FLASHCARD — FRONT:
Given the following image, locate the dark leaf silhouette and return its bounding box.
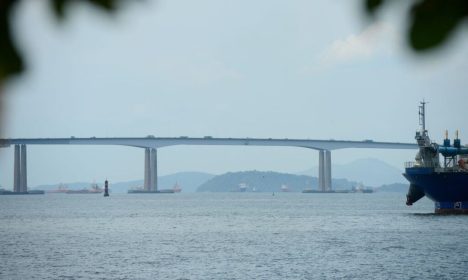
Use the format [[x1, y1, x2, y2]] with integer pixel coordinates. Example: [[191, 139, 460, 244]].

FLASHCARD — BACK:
[[0, 0, 22, 83], [364, 0, 468, 52], [365, 0, 385, 16], [51, 0, 117, 20], [0, 0, 122, 85], [0, 1, 467, 85], [409, 0, 468, 51]]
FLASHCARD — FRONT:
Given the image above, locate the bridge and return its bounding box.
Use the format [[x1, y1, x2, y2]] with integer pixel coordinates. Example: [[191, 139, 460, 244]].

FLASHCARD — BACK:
[[0, 137, 418, 193]]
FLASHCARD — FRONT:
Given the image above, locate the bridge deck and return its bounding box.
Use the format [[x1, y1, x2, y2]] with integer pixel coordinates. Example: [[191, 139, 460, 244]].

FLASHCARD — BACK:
[[0, 137, 417, 150]]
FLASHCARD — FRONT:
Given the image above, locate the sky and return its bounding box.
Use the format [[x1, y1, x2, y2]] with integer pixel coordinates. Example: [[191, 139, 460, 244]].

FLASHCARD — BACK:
[[1, 0, 468, 188]]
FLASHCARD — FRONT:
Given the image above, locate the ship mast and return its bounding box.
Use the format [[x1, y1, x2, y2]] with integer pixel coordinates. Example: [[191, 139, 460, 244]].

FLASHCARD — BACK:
[[415, 100, 431, 150], [419, 101, 426, 135]]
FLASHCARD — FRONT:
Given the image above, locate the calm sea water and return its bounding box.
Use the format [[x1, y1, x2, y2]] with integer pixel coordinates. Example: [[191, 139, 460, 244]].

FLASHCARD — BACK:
[[1, 193, 467, 280]]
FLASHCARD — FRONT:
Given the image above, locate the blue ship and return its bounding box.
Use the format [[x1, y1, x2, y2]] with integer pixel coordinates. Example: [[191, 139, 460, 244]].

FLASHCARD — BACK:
[[404, 102, 468, 214]]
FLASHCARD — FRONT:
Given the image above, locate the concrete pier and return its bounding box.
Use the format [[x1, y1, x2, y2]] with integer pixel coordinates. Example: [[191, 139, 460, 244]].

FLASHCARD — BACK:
[[143, 148, 158, 191], [144, 148, 151, 191], [12, 144, 28, 193], [14, 145, 20, 192], [324, 150, 332, 191], [150, 148, 157, 191], [20, 145, 27, 192], [318, 150, 325, 191], [317, 150, 332, 192]]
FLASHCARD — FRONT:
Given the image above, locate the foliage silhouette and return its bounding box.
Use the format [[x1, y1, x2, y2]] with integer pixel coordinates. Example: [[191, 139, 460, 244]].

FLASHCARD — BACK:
[[0, 0, 122, 85], [1, 1, 467, 85], [365, 0, 468, 51]]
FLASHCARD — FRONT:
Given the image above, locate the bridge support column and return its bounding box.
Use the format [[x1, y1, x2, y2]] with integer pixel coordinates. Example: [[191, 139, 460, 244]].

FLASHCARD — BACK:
[[318, 150, 325, 191], [324, 150, 332, 191], [144, 148, 158, 191], [144, 148, 151, 191], [20, 145, 27, 192], [14, 145, 21, 192], [150, 148, 157, 191], [13, 144, 28, 193]]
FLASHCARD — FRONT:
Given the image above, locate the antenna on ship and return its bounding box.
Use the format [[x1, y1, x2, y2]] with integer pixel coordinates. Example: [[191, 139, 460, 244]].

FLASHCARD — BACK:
[[419, 100, 427, 135]]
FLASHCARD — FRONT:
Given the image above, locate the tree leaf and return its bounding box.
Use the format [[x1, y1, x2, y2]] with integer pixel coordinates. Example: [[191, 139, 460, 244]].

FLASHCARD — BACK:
[[51, 0, 119, 21], [0, 0, 24, 83], [50, 0, 70, 20], [365, 0, 385, 16], [409, 0, 468, 51], [86, 0, 118, 12]]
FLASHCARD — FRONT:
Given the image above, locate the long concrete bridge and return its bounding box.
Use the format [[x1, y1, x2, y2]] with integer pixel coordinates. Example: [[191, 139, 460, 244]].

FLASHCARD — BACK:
[[0, 136, 418, 193]]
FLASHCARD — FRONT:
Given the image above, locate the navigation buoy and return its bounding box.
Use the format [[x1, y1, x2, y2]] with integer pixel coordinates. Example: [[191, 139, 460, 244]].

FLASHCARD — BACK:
[[104, 180, 109, 197]]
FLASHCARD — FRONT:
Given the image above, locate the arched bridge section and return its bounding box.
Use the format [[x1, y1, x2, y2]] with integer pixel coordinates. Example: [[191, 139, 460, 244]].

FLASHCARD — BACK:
[[0, 137, 417, 193]]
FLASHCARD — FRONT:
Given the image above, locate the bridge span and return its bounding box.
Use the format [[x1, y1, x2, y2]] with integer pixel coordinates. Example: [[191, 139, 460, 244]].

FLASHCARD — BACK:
[[0, 137, 417, 193]]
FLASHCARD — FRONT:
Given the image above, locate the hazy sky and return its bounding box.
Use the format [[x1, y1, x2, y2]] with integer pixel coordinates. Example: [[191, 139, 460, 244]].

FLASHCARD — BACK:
[[1, 0, 468, 187]]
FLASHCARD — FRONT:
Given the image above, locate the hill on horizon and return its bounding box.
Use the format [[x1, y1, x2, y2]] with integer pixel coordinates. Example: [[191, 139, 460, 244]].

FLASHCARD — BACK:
[[197, 170, 361, 192], [300, 158, 406, 187]]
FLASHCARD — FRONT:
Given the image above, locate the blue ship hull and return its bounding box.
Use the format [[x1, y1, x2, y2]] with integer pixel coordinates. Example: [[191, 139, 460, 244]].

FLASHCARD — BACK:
[[404, 167, 468, 213]]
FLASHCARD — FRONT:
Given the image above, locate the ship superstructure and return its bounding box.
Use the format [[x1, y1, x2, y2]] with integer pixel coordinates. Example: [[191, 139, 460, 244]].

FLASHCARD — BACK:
[[404, 101, 468, 213], [65, 182, 103, 194]]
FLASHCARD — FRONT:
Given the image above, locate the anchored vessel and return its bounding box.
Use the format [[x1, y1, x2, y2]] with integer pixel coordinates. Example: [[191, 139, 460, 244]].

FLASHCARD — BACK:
[[404, 102, 468, 214], [65, 183, 103, 194], [238, 183, 247, 192], [128, 189, 175, 194], [128, 187, 175, 194], [172, 182, 182, 193]]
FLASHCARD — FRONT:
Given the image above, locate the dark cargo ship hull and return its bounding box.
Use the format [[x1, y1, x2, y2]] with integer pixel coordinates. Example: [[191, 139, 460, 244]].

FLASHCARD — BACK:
[[404, 167, 468, 213]]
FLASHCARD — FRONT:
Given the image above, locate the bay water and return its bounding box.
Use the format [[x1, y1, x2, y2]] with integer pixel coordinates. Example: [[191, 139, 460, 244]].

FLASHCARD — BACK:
[[1, 193, 467, 279]]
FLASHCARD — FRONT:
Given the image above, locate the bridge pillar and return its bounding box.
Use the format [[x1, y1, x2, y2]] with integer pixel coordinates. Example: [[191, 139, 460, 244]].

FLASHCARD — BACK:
[[150, 148, 157, 191], [324, 150, 332, 191], [14, 145, 21, 192], [144, 148, 151, 191], [13, 144, 28, 193], [20, 145, 27, 192], [318, 150, 325, 191]]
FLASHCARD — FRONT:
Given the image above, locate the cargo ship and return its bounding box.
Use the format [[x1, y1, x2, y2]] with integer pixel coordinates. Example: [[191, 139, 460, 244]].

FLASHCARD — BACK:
[[351, 183, 374, 193], [238, 183, 247, 192], [128, 185, 175, 194], [404, 101, 468, 214], [66, 183, 103, 194], [172, 182, 182, 193], [128, 189, 175, 194], [47, 183, 68, 194]]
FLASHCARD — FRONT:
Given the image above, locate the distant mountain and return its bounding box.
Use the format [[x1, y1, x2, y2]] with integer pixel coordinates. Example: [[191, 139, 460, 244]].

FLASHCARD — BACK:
[[32, 171, 214, 193], [197, 170, 361, 192], [300, 158, 405, 187], [376, 183, 409, 193]]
